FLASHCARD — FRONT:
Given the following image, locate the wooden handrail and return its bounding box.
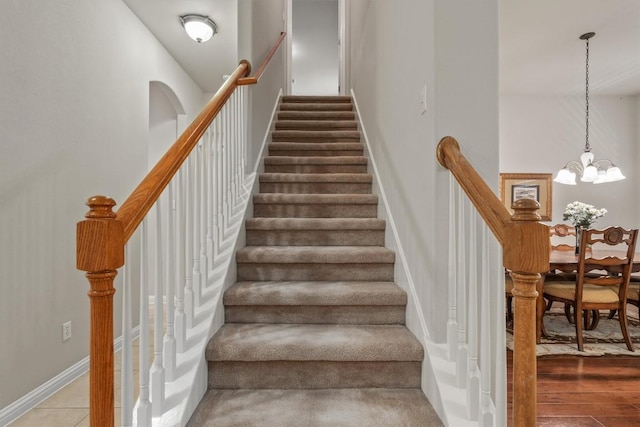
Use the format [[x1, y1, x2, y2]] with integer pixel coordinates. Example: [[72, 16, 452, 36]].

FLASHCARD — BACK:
[[437, 136, 512, 245], [117, 60, 250, 242], [77, 32, 287, 427], [437, 136, 549, 427], [238, 32, 287, 86]]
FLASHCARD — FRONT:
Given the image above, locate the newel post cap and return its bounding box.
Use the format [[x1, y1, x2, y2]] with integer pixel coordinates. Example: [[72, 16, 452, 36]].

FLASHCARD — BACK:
[[76, 196, 125, 272]]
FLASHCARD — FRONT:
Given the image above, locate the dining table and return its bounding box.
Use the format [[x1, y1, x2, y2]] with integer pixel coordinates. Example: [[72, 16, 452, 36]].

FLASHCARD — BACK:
[[534, 248, 640, 343]]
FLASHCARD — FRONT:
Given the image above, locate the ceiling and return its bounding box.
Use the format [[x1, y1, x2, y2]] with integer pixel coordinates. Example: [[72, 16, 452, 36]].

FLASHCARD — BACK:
[[122, 0, 640, 96], [122, 0, 238, 93], [500, 0, 640, 96]]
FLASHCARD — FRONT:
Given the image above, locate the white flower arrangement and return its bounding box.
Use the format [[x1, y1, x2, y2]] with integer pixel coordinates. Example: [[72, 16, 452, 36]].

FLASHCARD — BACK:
[[562, 201, 607, 229]]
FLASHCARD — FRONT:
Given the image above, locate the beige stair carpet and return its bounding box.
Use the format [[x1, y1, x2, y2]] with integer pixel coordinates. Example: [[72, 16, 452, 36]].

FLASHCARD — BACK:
[[188, 95, 443, 426]]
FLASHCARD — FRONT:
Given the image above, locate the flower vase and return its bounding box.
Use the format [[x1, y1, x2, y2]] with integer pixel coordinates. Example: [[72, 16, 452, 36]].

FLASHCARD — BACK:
[[575, 227, 582, 255]]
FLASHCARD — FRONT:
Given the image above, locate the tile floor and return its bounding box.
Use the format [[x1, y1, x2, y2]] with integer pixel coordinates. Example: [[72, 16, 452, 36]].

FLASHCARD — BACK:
[[8, 348, 131, 427]]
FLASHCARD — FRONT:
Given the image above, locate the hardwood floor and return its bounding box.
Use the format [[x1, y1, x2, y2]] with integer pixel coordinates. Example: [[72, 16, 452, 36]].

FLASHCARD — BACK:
[[507, 351, 640, 426]]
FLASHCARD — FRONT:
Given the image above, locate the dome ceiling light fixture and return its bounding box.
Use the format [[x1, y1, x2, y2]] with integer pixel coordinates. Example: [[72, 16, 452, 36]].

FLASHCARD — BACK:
[[553, 32, 625, 185], [180, 14, 218, 43]]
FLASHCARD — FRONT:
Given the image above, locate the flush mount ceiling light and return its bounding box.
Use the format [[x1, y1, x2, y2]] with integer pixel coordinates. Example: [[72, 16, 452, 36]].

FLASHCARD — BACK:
[[554, 32, 625, 185], [180, 14, 217, 43]]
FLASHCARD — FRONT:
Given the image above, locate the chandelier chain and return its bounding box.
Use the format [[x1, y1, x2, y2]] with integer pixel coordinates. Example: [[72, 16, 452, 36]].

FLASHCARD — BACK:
[[585, 36, 590, 152]]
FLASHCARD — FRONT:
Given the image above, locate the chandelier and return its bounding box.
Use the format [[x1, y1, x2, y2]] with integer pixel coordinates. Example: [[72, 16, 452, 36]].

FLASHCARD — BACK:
[[553, 32, 625, 185]]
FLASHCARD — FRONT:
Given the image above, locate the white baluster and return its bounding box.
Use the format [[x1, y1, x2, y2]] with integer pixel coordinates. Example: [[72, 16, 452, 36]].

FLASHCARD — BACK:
[[217, 115, 225, 241], [229, 96, 237, 209], [184, 156, 195, 328], [467, 212, 480, 420], [192, 144, 202, 306], [240, 86, 247, 192], [480, 224, 495, 427], [137, 221, 151, 427], [212, 118, 221, 258], [447, 176, 458, 360], [222, 107, 230, 232], [175, 168, 187, 352], [234, 92, 241, 205], [164, 181, 176, 381], [151, 202, 165, 416], [456, 195, 469, 387], [206, 127, 215, 266], [120, 257, 133, 427], [493, 234, 507, 427], [199, 136, 209, 289]]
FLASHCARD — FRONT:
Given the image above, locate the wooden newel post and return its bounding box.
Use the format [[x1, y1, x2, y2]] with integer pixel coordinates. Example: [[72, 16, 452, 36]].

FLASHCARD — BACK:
[[504, 198, 549, 427], [76, 196, 125, 427]]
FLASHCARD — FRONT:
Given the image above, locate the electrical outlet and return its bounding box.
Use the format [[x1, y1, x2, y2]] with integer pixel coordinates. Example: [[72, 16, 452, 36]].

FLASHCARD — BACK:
[[62, 321, 72, 342]]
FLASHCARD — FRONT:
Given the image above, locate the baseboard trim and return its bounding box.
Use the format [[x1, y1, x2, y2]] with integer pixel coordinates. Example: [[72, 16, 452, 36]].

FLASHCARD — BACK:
[[0, 327, 139, 426]]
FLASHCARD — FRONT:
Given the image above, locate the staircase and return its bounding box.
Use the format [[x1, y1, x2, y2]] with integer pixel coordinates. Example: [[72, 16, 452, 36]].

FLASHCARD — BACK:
[[187, 96, 442, 426]]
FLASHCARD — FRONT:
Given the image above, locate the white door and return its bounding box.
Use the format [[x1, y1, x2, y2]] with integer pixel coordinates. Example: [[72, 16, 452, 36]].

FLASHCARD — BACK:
[[286, 0, 345, 95]]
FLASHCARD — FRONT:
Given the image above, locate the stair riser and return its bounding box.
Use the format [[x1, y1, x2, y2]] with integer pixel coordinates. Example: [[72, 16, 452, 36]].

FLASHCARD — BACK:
[[225, 305, 405, 324], [246, 229, 385, 246], [208, 361, 421, 389], [253, 204, 377, 218], [272, 135, 361, 143], [277, 112, 356, 121], [259, 182, 371, 194], [264, 164, 368, 174], [281, 96, 352, 103], [280, 104, 353, 111], [237, 263, 394, 281], [268, 148, 363, 157], [275, 123, 358, 131]]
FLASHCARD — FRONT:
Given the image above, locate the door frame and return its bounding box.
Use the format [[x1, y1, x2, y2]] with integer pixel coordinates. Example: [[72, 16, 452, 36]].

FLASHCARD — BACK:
[[284, 0, 347, 95]]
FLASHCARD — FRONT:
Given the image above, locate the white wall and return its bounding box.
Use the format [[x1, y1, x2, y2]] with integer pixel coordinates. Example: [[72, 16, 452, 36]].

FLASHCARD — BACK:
[[500, 95, 639, 230], [239, 0, 287, 169], [347, 0, 500, 341], [292, 0, 339, 95], [0, 0, 205, 409]]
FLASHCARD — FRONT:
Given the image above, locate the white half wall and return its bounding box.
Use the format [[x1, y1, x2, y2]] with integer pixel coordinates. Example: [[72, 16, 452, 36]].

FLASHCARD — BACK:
[[500, 94, 639, 230], [347, 0, 500, 341]]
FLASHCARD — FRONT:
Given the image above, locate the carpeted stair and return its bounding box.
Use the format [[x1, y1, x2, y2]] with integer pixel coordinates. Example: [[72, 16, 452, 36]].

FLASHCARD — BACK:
[[188, 95, 443, 426]]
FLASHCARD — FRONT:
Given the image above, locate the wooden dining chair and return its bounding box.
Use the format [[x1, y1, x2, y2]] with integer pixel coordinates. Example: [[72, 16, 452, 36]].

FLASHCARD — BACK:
[[505, 270, 514, 321], [549, 223, 577, 253], [628, 274, 640, 318], [543, 226, 638, 352]]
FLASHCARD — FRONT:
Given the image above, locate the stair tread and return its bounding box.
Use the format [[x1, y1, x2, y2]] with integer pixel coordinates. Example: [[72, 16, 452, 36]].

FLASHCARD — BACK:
[[253, 193, 377, 204], [269, 142, 363, 150], [207, 323, 423, 361], [276, 119, 357, 126], [245, 218, 384, 230], [188, 388, 442, 427], [224, 281, 406, 306], [264, 156, 367, 165], [278, 111, 355, 120], [273, 130, 360, 138], [259, 173, 371, 183], [281, 95, 352, 103], [236, 246, 394, 263], [279, 103, 354, 111]]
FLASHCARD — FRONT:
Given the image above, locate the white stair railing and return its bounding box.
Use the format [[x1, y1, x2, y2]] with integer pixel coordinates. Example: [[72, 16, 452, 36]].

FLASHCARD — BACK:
[[446, 175, 507, 427], [114, 88, 251, 427]]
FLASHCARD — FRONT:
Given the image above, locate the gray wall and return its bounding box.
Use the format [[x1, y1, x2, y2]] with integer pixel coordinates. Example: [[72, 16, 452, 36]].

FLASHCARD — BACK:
[[239, 0, 287, 169], [0, 0, 204, 409], [500, 94, 640, 230], [347, 0, 499, 343]]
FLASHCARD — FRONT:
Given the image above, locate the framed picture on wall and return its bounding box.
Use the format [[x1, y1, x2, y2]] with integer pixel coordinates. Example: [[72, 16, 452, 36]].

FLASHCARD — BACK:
[[499, 173, 552, 221]]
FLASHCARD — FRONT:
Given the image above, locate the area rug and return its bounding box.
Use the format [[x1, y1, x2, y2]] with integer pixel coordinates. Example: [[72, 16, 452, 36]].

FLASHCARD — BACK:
[[506, 310, 640, 357]]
